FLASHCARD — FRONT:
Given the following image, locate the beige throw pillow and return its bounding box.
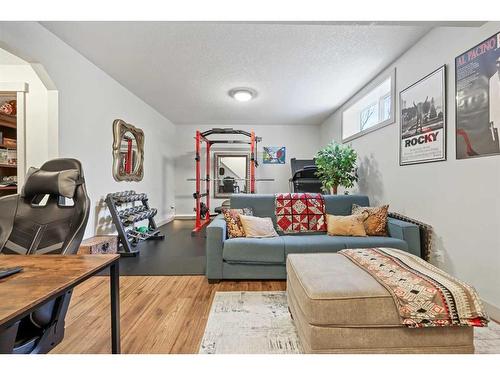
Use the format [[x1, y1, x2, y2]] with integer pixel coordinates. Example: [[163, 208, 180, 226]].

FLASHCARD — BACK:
[[239, 215, 279, 238], [326, 214, 367, 237]]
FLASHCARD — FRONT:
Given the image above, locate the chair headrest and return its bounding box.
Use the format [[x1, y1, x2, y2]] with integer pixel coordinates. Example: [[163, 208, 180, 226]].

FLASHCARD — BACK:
[[22, 167, 81, 199], [40, 158, 84, 174]]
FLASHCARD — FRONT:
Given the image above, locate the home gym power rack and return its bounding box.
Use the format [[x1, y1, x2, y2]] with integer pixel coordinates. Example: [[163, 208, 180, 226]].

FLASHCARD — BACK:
[[105, 190, 165, 256], [191, 128, 262, 235]]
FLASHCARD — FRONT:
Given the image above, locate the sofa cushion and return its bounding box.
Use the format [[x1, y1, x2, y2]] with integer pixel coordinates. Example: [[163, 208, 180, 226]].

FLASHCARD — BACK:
[[343, 236, 408, 251], [223, 236, 285, 264], [230, 194, 277, 224], [323, 195, 369, 216], [283, 235, 346, 254], [231, 194, 371, 225], [282, 234, 409, 255]]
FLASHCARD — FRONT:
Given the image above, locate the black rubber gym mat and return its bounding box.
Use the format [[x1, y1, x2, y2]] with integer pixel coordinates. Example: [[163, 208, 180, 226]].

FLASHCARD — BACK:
[[111, 220, 206, 276]]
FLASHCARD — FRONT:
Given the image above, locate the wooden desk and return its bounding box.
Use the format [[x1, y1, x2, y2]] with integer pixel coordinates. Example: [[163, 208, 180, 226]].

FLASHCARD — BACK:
[[0, 255, 121, 354]]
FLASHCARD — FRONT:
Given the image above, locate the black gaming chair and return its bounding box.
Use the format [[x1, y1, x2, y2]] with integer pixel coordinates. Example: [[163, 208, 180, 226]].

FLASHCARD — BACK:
[[0, 158, 90, 354]]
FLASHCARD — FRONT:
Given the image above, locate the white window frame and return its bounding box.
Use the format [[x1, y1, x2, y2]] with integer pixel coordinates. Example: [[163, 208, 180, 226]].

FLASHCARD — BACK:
[[380, 92, 392, 122], [359, 101, 378, 131], [341, 69, 396, 143]]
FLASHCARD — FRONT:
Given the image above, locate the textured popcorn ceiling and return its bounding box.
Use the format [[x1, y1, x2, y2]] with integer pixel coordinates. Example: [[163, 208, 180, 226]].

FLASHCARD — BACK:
[[41, 22, 439, 125]]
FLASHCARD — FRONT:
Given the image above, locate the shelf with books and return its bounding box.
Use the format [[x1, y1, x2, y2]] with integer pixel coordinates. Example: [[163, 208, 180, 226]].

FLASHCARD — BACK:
[[0, 148, 17, 167], [0, 98, 18, 196], [0, 144, 16, 149], [0, 113, 16, 128], [0, 137, 17, 149]]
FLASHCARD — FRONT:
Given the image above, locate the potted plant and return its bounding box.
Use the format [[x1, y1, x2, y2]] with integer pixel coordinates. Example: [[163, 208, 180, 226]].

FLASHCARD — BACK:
[[315, 141, 358, 194]]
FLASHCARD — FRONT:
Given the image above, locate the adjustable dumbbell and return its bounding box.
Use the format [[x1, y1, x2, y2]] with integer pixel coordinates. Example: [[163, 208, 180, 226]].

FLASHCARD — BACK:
[[119, 193, 148, 203], [118, 206, 147, 218], [123, 208, 158, 225]]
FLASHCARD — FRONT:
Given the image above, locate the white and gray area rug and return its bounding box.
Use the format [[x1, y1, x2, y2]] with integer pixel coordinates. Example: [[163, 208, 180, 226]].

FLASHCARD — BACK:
[[199, 291, 302, 354], [199, 291, 500, 354]]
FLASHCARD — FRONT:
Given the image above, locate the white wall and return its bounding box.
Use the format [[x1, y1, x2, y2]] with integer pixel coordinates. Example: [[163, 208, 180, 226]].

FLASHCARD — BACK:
[[0, 22, 177, 237], [0, 49, 54, 173], [174, 124, 321, 216], [320, 22, 500, 311]]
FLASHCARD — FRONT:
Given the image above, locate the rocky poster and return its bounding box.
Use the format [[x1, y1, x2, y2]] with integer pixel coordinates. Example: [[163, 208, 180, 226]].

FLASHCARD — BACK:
[[400, 66, 446, 165], [456, 32, 500, 159]]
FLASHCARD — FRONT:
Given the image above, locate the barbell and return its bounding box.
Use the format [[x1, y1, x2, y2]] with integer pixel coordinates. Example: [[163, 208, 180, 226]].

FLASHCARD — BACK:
[[186, 178, 275, 182]]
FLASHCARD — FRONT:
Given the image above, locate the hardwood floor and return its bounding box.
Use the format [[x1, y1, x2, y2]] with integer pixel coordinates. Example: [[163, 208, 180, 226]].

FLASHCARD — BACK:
[[51, 276, 286, 354]]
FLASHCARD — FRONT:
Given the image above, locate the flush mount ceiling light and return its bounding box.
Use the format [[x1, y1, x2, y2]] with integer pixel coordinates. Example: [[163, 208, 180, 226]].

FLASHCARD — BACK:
[[228, 88, 257, 102]]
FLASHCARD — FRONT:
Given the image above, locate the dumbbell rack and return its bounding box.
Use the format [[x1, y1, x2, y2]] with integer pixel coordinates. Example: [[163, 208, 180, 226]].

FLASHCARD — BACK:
[[105, 190, 165, 256]]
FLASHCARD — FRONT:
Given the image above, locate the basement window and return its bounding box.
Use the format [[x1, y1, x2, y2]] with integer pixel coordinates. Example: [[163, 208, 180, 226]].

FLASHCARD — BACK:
[[342, 69, 396, 142]]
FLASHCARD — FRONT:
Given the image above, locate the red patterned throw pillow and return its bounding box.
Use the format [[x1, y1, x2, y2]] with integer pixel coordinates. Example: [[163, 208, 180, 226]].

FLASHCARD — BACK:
[[222, 208, 254, 238], [275, 193, 326, 233]]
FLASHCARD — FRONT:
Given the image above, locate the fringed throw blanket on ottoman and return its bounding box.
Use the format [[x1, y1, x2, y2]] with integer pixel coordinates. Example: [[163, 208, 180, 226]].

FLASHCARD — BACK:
[[275, 193, 326, 233], [338, 248, 489, 328], [286, 249, 488, 353]]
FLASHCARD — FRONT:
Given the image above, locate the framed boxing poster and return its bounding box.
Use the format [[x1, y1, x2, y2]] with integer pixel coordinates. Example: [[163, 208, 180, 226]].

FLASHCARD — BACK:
[[399, 65, 447, 166], [455, 32, 500, 159]]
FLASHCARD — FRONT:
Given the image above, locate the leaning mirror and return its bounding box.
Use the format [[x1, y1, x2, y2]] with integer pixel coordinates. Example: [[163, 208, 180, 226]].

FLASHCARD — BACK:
[[112, 119, 144, 182], [214, 153, 250, 198]]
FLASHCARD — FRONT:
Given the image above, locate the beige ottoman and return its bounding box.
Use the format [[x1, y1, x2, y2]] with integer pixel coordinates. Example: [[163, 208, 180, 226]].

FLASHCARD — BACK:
[[286, 253, 474, 354]]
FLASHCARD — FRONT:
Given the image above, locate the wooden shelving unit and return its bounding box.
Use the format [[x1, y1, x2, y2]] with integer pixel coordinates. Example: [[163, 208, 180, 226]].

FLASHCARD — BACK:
[[0, 113, 16, 128], [0, 96, 18, 197]]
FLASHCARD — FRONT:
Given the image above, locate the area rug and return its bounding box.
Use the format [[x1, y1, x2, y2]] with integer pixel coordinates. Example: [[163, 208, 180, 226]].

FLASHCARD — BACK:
[[199, 292, 302, 354], [199, 291, 500, 354]]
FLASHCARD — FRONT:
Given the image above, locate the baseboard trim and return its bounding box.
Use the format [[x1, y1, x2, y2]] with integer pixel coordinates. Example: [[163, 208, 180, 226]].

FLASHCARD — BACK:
[[156, 215, 175, 227], [483, 300, 500, 323], [175, 214, 195, 220]]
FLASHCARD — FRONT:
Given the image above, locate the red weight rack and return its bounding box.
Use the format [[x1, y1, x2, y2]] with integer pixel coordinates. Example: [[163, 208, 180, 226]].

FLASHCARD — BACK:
[[191, 128, 260, 235]]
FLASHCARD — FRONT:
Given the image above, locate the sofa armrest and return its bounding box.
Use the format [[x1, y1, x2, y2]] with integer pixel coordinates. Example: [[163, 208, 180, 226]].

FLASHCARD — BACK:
[[206, 215, 227, 280], [387, 217, 421, 258]]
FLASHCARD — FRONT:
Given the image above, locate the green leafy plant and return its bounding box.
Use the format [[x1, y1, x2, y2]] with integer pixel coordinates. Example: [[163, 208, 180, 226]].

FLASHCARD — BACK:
[[315, 141, 358, 194]]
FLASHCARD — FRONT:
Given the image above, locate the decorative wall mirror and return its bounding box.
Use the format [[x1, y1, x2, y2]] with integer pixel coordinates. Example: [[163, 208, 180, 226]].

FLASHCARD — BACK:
[[112, 119, 144, 182], [214, 152, 250, 198]]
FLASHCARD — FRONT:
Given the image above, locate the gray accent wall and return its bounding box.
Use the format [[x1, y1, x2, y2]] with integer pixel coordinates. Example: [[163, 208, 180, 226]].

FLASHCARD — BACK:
[[320, 22, 500, 314]]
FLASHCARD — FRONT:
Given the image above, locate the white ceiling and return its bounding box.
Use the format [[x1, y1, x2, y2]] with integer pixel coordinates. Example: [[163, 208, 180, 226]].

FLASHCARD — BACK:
[[40, 22, 444, 125]]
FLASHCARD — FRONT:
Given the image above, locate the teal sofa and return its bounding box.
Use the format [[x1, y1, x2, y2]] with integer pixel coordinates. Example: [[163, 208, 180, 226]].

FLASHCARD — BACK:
[[206, 194, 421, 282]]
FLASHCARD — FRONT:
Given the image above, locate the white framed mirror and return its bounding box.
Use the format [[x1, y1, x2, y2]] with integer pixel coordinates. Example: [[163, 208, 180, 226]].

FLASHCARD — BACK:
[[214, 152, 250, 198]]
